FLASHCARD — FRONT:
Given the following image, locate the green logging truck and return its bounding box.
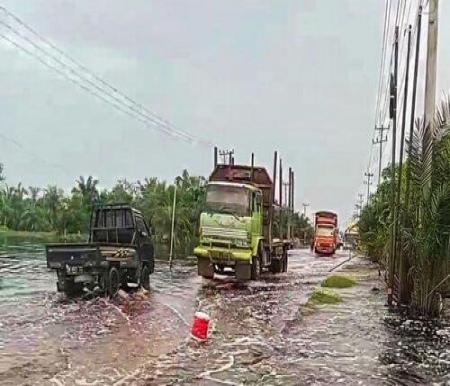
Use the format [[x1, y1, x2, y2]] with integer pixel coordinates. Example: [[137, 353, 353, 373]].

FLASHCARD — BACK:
[[194, 151, 293, 280]]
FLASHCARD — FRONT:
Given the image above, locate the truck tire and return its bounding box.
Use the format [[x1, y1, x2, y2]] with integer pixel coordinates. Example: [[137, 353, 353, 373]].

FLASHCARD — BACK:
[[198, 257, 214, 279], [270, 259, 282, 274], [140, 265, 150, 290], [282, 253, 288, 273], [235, 262, 251, 281], [251, 256, 261, 280], [106, 266, 120, 297], [63, 279, 82, 297]]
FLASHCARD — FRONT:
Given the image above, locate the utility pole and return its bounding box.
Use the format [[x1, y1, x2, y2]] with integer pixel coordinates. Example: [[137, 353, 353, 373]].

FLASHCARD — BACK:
[[302, 202, 310, 218], [364, 171, 374, 205], [169, 183, 177, 270], [373, 126, 389, 185], [388, 26, 399, 306], [218, 149, 234, 165], [358, 193, 364, 206], [397, 25, 412, 204], [279, 159, 283, 207], [288, 167, 292, 209], [397, 25, 412, 305], [405, 6, 422, 209], [355, 203, 362, 218], [423, 0, 439, 188]]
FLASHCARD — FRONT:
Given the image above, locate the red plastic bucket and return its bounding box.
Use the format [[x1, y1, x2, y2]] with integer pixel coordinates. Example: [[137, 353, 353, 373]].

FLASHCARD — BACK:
[[191, 311, 210, 341]]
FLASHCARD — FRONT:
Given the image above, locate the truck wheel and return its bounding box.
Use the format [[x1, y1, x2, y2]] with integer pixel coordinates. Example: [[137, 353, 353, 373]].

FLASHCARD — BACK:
[[140, 265, 150, 290], [251, 256, 261, 280], [107, 267, 120, 297], [63, 279, 82, 297], [282, 253, 288, 273], [270, 257, 282, 274]]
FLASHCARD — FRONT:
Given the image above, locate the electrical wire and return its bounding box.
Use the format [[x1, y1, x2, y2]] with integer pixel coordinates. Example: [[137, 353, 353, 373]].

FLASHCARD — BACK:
[[0, 6, 213, 147]]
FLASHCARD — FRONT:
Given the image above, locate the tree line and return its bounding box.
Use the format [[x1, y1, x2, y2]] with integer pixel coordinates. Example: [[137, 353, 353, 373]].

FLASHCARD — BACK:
[[358, 97, 450, 316], [0, 165, 314, 254], [0, 168, 206, 254]]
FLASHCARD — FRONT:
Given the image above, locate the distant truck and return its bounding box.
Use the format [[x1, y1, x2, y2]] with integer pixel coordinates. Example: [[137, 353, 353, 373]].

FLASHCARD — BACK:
[[194, 152, 292, 281], [313, 211, 338, 255], [46, 204, 154, 297]]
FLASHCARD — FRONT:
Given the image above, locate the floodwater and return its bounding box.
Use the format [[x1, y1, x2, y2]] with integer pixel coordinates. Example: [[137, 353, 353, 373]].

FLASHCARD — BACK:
[[0, 243, 449, 385]]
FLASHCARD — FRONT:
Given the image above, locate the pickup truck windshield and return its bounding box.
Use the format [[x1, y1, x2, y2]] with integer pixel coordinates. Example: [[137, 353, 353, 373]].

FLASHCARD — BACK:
[[205, 185, 250, 217], [316, 225, 335, 237]]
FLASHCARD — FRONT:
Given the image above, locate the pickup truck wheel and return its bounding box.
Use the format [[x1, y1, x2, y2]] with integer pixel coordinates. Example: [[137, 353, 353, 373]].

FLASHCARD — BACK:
[[251, 256, 261, 280], [63, 279, 82, 297], [140, 265, 150, 290], [282, 253, 288, 272], [107, 267, 120, 297]]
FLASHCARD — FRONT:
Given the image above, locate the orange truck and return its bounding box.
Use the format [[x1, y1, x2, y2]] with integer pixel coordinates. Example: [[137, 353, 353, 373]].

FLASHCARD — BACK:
[[313, 211, 338, 255]]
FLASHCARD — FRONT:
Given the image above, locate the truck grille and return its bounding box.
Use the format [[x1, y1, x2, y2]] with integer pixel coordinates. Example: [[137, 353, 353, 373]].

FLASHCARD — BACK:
[[201, 226, 248, 240]]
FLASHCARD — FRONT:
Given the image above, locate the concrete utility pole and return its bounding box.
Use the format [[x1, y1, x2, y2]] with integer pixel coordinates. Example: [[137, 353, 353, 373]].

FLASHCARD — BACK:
[[373, 126, 389, 185], [358, 193, 364, 206], [422, 0, 439, 201], [423, 0, 439, 156], [169, 184, 177, 270], [397, 25, 412, 305], [406, 6, 422, 209], [388, 26, 399, 306], [302, 202, 310, 218], [279, 159, 283, 207], [355, 203, 362, 218], [364, 171, 374, 205]]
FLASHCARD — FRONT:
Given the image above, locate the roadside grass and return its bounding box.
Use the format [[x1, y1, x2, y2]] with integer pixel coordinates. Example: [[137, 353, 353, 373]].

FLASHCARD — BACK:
[[307, 288, 342, 308], [321, 275, 356, 289]]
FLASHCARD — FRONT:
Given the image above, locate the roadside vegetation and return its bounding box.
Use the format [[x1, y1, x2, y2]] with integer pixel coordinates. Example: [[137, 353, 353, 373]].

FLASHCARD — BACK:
[[358, 97, 450, 317], [0, 164, 314, 255], [0, 167, 206, 254], [308, 288, 342, 306], [321, 275, 356, 289]]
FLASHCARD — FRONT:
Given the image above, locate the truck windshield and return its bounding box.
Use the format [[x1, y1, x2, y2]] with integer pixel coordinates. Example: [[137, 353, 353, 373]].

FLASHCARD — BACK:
[[316, 225, 335, 237], [205, 185, 250, 217]]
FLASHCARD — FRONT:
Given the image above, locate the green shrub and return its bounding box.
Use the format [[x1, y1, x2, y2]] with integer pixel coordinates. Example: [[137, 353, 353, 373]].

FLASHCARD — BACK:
[[321, 275, 356, 289], [308, 289, 341, 306]]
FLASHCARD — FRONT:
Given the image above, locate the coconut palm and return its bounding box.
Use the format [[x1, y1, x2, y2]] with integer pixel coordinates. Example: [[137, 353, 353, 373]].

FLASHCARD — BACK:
[[400, 100, 450, 316]]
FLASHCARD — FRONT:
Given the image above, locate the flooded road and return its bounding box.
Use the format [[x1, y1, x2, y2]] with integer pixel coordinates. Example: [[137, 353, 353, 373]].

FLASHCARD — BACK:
[[1, 245, 449, 385]]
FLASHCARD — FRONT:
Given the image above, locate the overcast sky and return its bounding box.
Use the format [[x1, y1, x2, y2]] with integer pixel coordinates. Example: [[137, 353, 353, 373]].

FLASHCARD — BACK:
[[1, 1, 449, 225]]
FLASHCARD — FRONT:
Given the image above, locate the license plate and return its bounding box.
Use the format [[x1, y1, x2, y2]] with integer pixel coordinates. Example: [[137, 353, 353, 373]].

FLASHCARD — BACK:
[[66, 265, 82, 274]]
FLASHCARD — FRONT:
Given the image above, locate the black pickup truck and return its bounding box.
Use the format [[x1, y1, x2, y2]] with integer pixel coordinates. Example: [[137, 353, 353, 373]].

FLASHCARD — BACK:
[[46, 204, 154, 297]]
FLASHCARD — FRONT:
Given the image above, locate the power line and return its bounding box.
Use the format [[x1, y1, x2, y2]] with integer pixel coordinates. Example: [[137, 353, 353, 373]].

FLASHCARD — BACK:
[[0, 6, 213, 147], [0, 131, 70, 173], [0, 5, 201, 145]]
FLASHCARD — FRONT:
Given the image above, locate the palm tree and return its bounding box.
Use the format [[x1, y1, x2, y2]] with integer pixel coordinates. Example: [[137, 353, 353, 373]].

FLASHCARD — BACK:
[[43, 185, 63, 228], [401, 100, 450, 316], [28, 186, 41, 203], [73, 176, 99, 205]]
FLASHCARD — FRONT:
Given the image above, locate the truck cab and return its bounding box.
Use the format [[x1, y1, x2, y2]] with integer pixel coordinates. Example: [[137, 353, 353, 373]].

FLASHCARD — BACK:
[[46, 204, 154, 297], [194, 163, 289, 281], [314, 211, 338, 255]]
